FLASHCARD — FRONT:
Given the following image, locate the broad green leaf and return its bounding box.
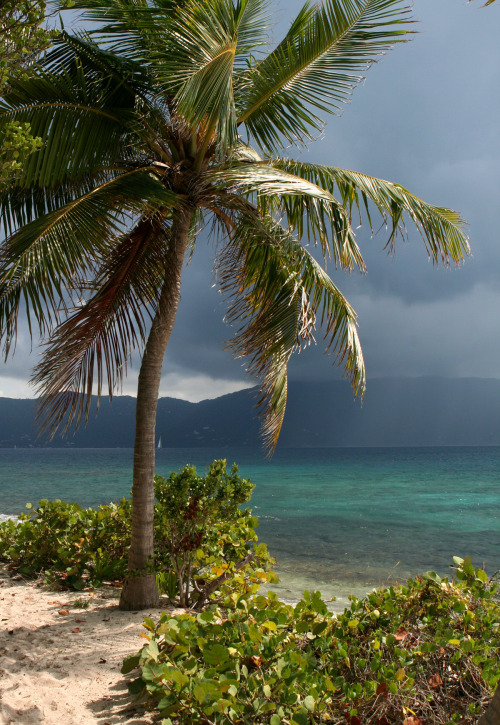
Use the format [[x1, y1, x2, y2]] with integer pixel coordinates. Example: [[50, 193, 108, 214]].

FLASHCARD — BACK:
[[304, 695, 315, 711]]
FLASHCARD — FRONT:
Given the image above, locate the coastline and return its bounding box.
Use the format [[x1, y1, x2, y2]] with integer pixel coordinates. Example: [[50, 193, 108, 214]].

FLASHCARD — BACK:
[[0, 564, 348, 725]]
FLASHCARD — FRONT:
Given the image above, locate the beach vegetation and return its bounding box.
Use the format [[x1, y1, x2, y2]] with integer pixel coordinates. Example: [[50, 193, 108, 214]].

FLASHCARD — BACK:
[[153, 459, 277, 609], [0, 459, 276, 603], [0, 0, 471, 610], [71, 596, 91, 609], [0, 1, 76, 185], [124, 557, 500, 725], [0, 497, 131, 589]]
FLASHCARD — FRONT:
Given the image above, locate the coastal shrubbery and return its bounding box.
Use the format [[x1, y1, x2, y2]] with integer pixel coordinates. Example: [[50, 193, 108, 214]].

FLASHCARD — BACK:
[[2, 462, 498, 723], [0, 497, 131, 589], [124, 557, 500, 724], [154, 460, 277, 608], [0, 460, 276, 604]]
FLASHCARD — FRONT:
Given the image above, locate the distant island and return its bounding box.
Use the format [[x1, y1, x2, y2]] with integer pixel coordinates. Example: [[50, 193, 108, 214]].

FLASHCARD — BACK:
[[2, 377, 500, 448]]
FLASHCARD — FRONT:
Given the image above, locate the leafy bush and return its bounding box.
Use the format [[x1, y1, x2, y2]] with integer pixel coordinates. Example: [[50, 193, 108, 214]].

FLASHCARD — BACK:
[[124, 557, 500, 725], [0, 498, 131, 589], [0, 460, 276, 601], [153, 460, 277, 608]]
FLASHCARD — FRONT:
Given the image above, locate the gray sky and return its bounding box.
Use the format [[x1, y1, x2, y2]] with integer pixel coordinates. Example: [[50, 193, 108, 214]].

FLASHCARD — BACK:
[[1, 0, 499, 401]]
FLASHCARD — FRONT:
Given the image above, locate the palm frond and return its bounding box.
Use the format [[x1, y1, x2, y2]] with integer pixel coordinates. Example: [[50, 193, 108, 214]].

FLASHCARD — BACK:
[[32, 215, 170, 436], [206, 162, 365, 270], [153, 0, 247, 157], [272, 160, 470, 264], [237, 0, 412, 151], [0, 45, 137, 186], [43, 30, 154, 102], [60, 0, 180, 59], [231, 0, 272, 63], [0, 169, 184, 353], [230, 143, 263, 162], [217, 212, 365, 451]]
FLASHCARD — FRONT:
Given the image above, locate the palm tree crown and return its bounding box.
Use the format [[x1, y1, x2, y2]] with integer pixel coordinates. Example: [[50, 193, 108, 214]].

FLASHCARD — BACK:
[[0, 0, 469, 608]]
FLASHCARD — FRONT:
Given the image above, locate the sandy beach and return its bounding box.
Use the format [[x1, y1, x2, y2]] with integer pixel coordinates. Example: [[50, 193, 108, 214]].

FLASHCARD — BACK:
[[0, 565, 173, 725]]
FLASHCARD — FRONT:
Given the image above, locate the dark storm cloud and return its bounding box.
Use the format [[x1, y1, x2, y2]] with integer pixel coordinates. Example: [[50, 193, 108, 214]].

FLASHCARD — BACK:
[[2, 0, 499, 398], [158, 0, 500, 390]]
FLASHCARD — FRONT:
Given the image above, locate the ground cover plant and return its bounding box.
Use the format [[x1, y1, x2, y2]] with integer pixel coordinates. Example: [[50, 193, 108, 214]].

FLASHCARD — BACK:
[[0, 460, 276, 603], [124, 557, 499, 725]]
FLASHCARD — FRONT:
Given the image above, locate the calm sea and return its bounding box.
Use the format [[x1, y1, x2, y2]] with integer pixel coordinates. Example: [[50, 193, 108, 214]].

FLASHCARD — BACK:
[[1, 446, 499, 608]]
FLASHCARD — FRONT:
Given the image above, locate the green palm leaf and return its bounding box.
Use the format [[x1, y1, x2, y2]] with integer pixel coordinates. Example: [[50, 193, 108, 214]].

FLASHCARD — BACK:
[[0, 46, 136, 186], [218, 212, 365, 450], [58, 0, 180, 58], [237, 0, 412, 151], [0, 169, 185, 352], [32, 216, 170, 435], [153, 0, 256, 157], [272, 160, 470, 264], [207, 162, 364, 269]]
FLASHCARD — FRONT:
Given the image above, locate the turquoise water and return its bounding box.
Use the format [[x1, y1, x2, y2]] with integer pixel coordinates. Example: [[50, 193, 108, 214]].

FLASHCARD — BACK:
[[1, 447, 499, 607]]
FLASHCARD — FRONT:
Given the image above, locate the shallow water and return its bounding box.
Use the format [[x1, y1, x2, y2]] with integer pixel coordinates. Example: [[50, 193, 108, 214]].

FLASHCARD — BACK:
[[1, 446, 499, 605]]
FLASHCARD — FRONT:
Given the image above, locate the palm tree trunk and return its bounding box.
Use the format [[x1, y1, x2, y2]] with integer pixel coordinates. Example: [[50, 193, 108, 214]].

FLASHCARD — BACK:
[[119, 210, 192, 611], [478, 686, 500, 725]]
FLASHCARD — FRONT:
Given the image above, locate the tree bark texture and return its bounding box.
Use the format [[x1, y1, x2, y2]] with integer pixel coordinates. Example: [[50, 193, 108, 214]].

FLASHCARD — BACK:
[[119, 210, 192, 610], [478, 686, 500, 725]]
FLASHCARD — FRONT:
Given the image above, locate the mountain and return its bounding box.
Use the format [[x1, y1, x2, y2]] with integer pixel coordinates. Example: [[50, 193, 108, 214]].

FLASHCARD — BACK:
[[1, 377, 500, 448]]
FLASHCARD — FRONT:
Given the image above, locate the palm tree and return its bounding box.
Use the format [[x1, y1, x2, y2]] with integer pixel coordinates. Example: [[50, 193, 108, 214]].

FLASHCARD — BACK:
[[0, 0, 469, 610]]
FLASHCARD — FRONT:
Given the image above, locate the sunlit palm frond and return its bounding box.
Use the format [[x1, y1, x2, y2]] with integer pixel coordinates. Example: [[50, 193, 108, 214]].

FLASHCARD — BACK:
[[32, 215, 170, 436], [217, 212, 365, 451], [232, 0, 271, 59], [231, 143, 263, 162], [272, 160, 470, 264], [237, 0, 412, 151], [152, 0, 263, 157], [207, 162, 365, 270]]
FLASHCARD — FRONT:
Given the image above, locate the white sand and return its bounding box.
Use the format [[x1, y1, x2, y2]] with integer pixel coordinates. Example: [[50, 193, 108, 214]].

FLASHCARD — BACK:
[[0, 565, 175, 724]]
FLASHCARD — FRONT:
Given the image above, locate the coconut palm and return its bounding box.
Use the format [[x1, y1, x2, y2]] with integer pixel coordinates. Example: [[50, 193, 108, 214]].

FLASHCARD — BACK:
[[0, 0, 469, 609]]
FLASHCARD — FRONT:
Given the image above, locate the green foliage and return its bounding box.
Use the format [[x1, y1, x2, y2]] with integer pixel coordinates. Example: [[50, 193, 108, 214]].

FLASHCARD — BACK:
[[153, 460, 277, 608], [0, 460, 276, 600], [0, 120, 42, 183], [125, 559, 500, 724], [0, 497, 131, 589], [0, 1, 50, 90], [0, 1, 49, 185], [0, 2, 77, 185], [71, 596, 91, 608]]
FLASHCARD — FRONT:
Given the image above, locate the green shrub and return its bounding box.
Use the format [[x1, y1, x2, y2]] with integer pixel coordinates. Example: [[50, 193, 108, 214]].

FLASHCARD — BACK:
[[0, 498, 131, 589], [124, 557, 500, 725], [0, 460, 277, 601], [153, 460, 277, 608]]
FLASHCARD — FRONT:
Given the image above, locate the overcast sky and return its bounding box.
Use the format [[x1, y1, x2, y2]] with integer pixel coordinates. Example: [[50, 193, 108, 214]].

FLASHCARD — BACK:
[[1, 0, 499, 401]]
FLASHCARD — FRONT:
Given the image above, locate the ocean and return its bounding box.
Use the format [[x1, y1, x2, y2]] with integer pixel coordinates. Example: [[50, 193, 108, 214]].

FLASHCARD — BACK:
[[1, 446, 499, 608]]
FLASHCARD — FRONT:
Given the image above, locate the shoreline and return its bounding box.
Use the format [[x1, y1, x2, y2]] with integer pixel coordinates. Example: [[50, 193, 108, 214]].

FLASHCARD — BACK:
[[0, 563, 351, 725]]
